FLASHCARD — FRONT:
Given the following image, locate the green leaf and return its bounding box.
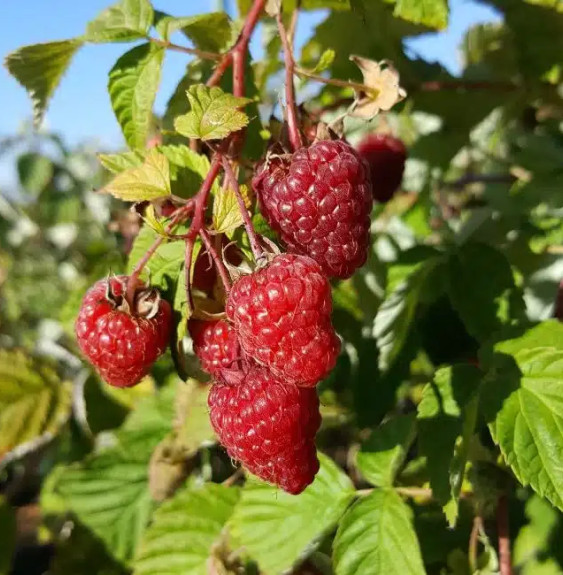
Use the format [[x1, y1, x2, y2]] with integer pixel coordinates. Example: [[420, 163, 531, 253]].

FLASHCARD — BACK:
[[393, 0, 448, 30], [485, 321, 563, 511], [104, 149, 171, 202], [98, 151, 143, 174], [333, 489, 425, 575], [86, 0, 154, 43], [133, 483, 239, 575], [17, 153, 54, 196], [156, 12, 232, 51], [0, 350, 72, 465], [174, 85, 252, 141], [310, 48, 336, 73], [447, 243, 524, 342], [230, 453, 355, 574], [4, 40, 82, 126], [108, 43, 164, 150], [356, 414, 417, 487], [417, 365, 480, 526], [0, 496, 15, 575], [212, 186, 244, 234]]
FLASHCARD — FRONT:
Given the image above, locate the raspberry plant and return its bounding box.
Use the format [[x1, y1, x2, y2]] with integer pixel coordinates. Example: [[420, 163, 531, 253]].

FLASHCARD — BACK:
[[2, 0, 563, 574]]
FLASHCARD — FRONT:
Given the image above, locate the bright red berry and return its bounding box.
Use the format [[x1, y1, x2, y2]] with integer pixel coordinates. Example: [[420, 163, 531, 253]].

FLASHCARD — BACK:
[[226, 254, 340, 387], [209, 365, 321, 494], [189, 319, 240, 380], [356, 134, 406, 203], [253, 139, 373, 279], [75, 276, 172, 388]]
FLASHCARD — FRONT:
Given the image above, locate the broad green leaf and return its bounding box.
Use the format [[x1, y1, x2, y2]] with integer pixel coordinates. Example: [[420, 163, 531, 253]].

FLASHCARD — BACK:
[[212, 186, 244, 234], [417, 365, 480, 526], [0, 350, 71, 464], [356, 414, 417, 487], [17, 153, 54, 196], [173, 240, 202, 343], [104, 149, 171, 201], [4, 40, 82, 126], [0, 496, 15, 575], [133, 483, 239, 575], [108, 43, 164, 150], [485, 321, 563, 511], [174, 85, 252, 141], [86, 0, 154, 43], [393, 0, 448, 30], [128, 225, 159, 274], [333, 490, 425, 575], [155, 12, 232, 50], [98, 151, 143, 174], [230, 454, 355, 574]]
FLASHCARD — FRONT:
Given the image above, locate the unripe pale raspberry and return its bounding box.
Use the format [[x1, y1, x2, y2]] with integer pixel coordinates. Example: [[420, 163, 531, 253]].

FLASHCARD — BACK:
[[75, 276, 172, 388], [253, 139, 373, 279], [226, 253, 340, 387], [208, 365, 321, 494]]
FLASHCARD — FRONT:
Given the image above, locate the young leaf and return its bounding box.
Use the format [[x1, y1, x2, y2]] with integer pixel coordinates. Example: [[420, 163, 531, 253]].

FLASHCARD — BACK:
[[229, 454, 355, 574], [333, 490, 425, 575], [212, 186, 245, 234], [133, 483, 239, 575], [174, 85, 252, 141], [98, 151, 143, 174], [356, 413, 417, 487], [108, 43, 165, 150], [155, 12, 232, 50], [393, 0, 448, 30], [86, 0, 154, 43], [0, 350, 72, 466], [103, 149, 171, 202], [4, 40, 82, 126]]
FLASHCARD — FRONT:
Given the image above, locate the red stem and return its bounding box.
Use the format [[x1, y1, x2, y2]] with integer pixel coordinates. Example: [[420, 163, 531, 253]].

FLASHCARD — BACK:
[[199, 228, 231, 294], [497, 495, 512, 575], [184, 236, 196, 316], [206, 53, 232, 88], [276, 13, 303, 151], [222, 157, 263, 261]]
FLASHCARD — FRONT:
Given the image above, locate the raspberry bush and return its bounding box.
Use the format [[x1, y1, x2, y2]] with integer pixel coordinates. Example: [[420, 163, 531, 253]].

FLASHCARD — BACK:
[[2, 1, 563, 574]]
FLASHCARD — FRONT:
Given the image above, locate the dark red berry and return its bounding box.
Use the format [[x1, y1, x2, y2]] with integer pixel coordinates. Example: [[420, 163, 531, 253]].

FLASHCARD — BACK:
[[226, 253, 340, 387], [253, 139, 373, 279], [356, 134, 406, 203], [189, 319, 240, 380], [209, 365, 321, 494], [75, 276, 172, 388]]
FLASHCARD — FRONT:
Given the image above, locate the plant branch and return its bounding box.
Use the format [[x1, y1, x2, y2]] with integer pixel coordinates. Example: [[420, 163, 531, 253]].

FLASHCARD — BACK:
[[277, 12, 303, 150], [184, 236, 196, 316], [296, 67, 369, 94], [199, 228, 231, 294], [497, 495, 512, 575], [469, 515, 483, 573], [148, 37, 222, 61]]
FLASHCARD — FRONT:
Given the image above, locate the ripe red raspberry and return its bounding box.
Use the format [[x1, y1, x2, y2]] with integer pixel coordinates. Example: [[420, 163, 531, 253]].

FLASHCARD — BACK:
[[356, 134, 406, 203], [226, 253, 340, 387], [209, 365, 321, 494], [253, 140, 373, 279], [188, 319, 240, 379], [75, 276, 172, 388]]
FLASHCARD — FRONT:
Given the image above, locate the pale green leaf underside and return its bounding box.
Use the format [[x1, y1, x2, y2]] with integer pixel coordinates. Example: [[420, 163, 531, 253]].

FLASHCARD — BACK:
[[213, 187, 244, 233], [98, 150, 143, 174], [156, 12, 232, 51], [4, 40, 82, 126], [229, 454, 355, 574], [333, 490, 425, 575], [86, 0, 154, 43], [133, 483, 239, 575], [393, 0, 448, 30]]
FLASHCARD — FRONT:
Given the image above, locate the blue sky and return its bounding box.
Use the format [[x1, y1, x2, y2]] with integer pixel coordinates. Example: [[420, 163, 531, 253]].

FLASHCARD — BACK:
[[0, 0, 501, 189]]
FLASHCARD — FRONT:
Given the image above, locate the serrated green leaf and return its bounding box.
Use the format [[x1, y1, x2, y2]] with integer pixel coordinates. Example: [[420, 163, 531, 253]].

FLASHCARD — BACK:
[[485, 321, 563, 511], [174, 85, 252, 141], [0, 496, 15, 575], [142, 204, 167, 236], [357, 414, 417, 487], [4, 40, 82, 126], [17, 153, 54, 196], [229, 453, 354, 574], [393, 0, 448, 30], [0, 350, 72, 465], [333, 489, 425, 575], [108, 43, 164, 150], [156, 12, 232, 51], [417, 365, 480, 526], [212, 186, 244, 234], [104, 149, 171, 201], [86, 0, 154, 43], [133, 483, 239, 575], [98, 151, 143, 174], [175, 380, 215, 455]]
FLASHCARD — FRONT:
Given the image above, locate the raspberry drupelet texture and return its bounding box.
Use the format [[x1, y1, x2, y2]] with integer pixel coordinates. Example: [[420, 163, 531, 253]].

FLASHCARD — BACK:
[[226, 253, 340, 387], [208, 365, 321, 494], [356, 134, 406, 203], [189, 319, 240, 379], [253, 139, 373, 279], [75, 276, 172, 388]]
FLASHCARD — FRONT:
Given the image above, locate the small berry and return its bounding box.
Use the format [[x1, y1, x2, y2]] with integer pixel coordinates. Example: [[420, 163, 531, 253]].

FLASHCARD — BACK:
[[208, 365, 321, 494], [189, 319, 240, 380], [75, 276, 172, 388], [253, 139, 373, 279], [356, 134, 406, 203], [226, 253, 340, 387]]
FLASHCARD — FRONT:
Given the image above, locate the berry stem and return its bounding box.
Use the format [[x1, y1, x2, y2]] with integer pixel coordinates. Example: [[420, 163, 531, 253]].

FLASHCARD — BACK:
[[276, 12, 303, 151], [221, 157, 264, 261], [184, 236, 196, 316], [468, 515, 483, 574], [497, 495, 513, 575], [199, 228, 231, 294], [148, 37, 222, 61], [296, 67, 372, 95]]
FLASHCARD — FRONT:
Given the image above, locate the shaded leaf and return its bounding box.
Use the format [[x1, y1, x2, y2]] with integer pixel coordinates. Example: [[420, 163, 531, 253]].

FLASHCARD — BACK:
[[0, 497, 15, 575], [156, 12, 232, 50], [17, 153, 54, 196]]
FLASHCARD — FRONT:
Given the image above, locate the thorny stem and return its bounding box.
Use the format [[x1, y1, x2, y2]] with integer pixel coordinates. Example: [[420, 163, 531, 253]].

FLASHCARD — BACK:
[[469, 515, 483, 573], [222, 157, 264, 261], [497, 495, 513, 575], [277, 12, 304, 151], [148, 37, 222, 61], [199, 228, 231, 294]]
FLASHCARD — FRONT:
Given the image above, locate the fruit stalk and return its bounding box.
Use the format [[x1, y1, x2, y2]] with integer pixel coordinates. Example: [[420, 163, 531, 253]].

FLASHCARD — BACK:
[[497, 495, 513, 575], [199, 228, 231, 293]]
